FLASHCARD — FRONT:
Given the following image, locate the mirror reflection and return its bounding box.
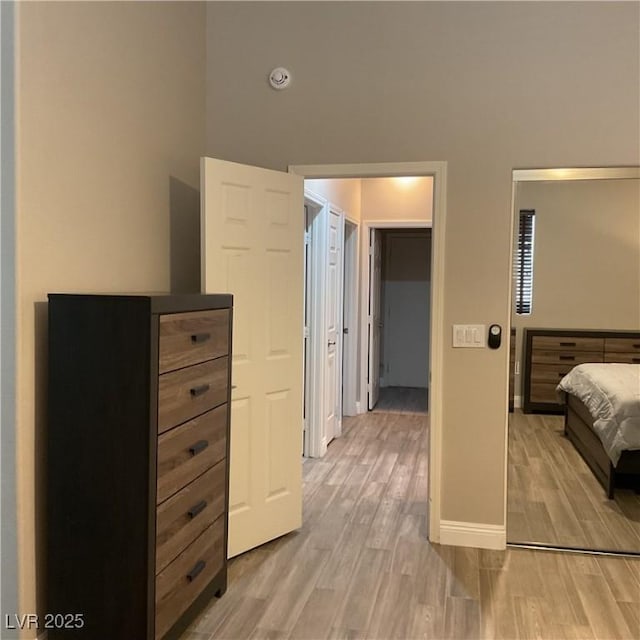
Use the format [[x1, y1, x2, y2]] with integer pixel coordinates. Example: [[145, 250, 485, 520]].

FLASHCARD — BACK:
[[507, 170, 640, 554]]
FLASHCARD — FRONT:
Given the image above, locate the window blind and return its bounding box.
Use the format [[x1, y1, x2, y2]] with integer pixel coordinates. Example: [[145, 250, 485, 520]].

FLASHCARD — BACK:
[[515, 209, 535, 315]]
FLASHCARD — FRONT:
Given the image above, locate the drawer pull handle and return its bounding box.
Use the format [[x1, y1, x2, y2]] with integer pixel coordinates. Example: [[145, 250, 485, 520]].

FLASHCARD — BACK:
[[191, 333, 211, 344], [189, 440, 209, 456], [188, 500, 207, 519], [633, 358, 640, 363], [190, 384, 210, 397], [559, 356, 575, 361], [186, 560, 206, 582], [559, 342, 576, 347], [633, 344, 640, 349]]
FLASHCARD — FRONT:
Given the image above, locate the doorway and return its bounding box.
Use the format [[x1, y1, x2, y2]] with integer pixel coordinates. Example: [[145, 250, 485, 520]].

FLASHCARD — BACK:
[[365, 224, 432, 413], [289, 162, 447, 543], [371, 228, 431, 413], [292, 162, 446, 543]]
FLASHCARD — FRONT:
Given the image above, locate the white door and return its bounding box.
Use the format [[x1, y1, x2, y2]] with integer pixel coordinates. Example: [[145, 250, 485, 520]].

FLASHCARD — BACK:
[[201, 157, 304, 557], [341, 221, 359, 417], [368, 229, 382, 409], [324, 208, 343, 443]]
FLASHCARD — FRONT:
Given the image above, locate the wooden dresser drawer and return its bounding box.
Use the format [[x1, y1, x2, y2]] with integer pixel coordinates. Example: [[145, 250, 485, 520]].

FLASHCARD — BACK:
[[530, 363, 577, 383], [159, 310, 230, 374], [604, 337, 640, 354], [156, 461, 226, 574], [530, 382, 561, 405], [155, 519, 225, 640], [531, 350, 602, 366], [523, 328, 638, 414], [158, 357, 228, 433], [604, 352, 640, 364], [531, 336, 603, 352], [157, 405, 227, 503]]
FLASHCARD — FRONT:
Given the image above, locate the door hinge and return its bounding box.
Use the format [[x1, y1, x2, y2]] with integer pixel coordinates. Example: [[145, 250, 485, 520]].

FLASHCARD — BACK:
[[304, 326, 310, 339], [304, 231, 311, 246]]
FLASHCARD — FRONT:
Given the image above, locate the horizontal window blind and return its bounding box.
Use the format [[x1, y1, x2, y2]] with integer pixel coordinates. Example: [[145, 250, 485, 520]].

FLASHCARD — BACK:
[[515, 209, 535, 315]]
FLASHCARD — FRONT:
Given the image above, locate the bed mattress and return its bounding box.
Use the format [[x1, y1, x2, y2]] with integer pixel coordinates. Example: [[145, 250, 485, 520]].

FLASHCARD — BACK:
[[557, 363, 640, 465]]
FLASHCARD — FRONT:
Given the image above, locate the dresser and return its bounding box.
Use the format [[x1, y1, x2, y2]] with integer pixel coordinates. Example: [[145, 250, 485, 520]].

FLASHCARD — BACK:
[[522, 328, 640, 413], [47, 293, 232, 640]]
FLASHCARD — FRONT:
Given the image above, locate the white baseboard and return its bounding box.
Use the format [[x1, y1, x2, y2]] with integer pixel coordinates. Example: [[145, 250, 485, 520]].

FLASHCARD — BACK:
[[514, 395, 522, 409], [440, 520, 506, 550], [356, 401, 363, 414]]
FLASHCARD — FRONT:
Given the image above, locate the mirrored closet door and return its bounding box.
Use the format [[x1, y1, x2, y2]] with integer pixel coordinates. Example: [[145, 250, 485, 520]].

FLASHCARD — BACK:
[[507, 167, 640, 554]]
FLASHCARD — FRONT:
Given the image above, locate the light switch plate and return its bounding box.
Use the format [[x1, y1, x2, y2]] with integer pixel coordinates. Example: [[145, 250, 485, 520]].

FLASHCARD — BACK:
[[452, 324, 486, 348]]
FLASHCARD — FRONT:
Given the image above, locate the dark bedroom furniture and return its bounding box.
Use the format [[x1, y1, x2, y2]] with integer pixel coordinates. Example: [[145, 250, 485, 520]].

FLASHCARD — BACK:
[[564, 393, 640, 499], [522, 328, 640, 413], [47, 293, 233, 640]]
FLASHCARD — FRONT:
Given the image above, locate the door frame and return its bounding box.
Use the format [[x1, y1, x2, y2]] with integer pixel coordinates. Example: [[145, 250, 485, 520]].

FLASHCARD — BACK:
[[289, 161, 446, 544], [367, 227, 382, 410]]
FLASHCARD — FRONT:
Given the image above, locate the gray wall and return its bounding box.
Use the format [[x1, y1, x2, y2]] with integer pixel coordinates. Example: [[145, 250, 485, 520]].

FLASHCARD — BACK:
[[206, 2, 640, 527]]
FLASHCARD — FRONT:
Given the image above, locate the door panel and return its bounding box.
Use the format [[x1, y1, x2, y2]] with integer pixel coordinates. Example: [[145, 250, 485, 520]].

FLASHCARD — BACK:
[[201, 157, 304, 557], [324, 209, 343, 443], [368, 229, 382, 409]]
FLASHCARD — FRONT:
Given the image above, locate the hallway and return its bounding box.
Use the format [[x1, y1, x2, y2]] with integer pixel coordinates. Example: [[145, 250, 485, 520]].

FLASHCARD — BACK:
[[185, 411, 639, 639]]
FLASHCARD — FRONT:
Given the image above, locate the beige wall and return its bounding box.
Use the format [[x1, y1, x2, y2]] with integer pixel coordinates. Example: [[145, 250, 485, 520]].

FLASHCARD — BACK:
[[15, 1, 205, 629], [512, 178, 640, 398], [305, 178, 361, 220], [361, 177, 433, 223], [206, 1, 640, 527]]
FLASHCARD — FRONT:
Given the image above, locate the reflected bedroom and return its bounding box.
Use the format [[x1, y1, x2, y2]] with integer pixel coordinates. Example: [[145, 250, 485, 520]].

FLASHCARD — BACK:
[[507, 168, 640, 556]]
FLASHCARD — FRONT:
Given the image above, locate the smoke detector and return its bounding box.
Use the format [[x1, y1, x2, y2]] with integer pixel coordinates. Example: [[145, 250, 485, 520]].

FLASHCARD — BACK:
[[269, 67, 292, 90]]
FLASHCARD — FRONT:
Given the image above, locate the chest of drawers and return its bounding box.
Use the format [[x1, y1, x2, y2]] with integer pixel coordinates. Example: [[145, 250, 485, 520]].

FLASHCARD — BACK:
[[522, 328, 640, 413], [47, 294, 232, 639]]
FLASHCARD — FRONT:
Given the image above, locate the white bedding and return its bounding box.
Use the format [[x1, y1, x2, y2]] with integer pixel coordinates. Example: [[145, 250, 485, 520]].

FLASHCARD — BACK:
[[557, 363, 640, 465]]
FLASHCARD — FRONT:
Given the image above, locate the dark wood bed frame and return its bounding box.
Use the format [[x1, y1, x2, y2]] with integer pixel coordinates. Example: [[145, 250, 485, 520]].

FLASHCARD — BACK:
[[564, 394, 640, 499]]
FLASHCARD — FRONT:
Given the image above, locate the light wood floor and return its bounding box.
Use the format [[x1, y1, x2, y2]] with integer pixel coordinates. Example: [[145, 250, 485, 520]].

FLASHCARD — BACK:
[[373, 386, 428, 414], [183, 411, 640, 640], [508, 410, 640, 553]]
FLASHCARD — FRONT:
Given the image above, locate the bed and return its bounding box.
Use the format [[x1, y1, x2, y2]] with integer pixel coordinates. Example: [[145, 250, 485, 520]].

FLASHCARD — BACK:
[[557, 363, 640, 499]]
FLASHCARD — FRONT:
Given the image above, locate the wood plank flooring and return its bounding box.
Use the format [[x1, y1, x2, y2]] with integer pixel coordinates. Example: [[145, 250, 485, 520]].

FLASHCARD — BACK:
[[508, 410, 640, 553], [182, 410, 640, 640]]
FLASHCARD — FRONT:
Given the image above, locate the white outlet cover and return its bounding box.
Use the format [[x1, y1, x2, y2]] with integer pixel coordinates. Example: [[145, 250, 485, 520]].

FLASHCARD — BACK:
[[452, 324, 486, 348]]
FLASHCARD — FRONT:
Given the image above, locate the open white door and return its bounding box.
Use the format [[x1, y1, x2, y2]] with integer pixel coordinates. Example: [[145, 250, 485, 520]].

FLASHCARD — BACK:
[[368, 229, 382, 410], [324, 208, 344, 443], [201, 157, 304, 557]]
